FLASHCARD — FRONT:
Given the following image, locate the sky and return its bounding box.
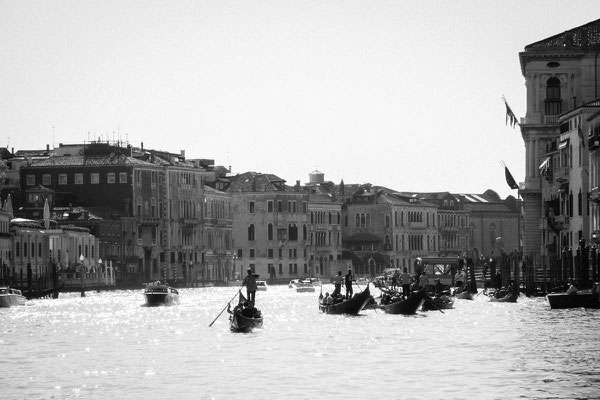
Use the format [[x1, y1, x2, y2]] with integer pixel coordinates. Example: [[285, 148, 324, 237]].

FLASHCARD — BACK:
[[2, 1, 600, 199]]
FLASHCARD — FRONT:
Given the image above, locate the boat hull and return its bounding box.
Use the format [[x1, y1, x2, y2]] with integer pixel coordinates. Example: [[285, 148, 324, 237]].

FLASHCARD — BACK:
[[230, 311, 263, 332], [319, 285, 370, 315], [454, 290, 476, 300], [547, 292, 600, 309], [382, 290, 427, 315], [143, 284, 180, 306], [488, 290, 518, 303], [0, 288, 26, 307], [422, 296, 455, 311]]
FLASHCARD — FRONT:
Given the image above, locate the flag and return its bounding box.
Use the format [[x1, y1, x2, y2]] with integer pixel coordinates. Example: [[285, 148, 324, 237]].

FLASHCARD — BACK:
[[505, 166, 519, 190], [503, 96, 519, 128]]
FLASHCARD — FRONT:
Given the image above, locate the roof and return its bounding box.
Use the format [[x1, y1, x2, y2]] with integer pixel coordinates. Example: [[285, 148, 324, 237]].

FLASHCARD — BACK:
[[29, 154, 154, 168], [227, 172, 287, 192], [525, 18, 600, 50]]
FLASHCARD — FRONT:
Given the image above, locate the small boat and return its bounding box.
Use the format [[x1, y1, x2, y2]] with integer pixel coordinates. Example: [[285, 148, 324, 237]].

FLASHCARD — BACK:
[[381, 290, 428, 315], [487, 289, 518, 303], [256, 280, 268, 291], [0, 287, 26, 307], [143, 281, 180, 306], [229, 305, 263, 332], [319, 284, 371, 315], [289, 279, 316, 293], [421, 295, 455, 311], [547, 285, 600, 309], [454, 289, 477, 300]]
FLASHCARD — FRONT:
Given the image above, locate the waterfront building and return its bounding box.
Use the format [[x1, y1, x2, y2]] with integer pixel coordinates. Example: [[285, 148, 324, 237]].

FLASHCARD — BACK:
[[304, 171, 344, 279], [202, 185, 234, 283], [342, 185, 438, 275], [19, 142, 163, 283], [227, 172, 310, 282], [0, 206, 11, 282], [518, 18, 600, 282]]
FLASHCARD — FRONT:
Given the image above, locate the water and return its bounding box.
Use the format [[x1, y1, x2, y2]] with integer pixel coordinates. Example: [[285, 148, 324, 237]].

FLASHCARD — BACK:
[[1, 285, 599, 400]]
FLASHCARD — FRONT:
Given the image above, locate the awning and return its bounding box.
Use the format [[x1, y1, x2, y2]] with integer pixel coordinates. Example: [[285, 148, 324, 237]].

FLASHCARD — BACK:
[[558, 139, 569, 150], [538, 157, 550, 171]]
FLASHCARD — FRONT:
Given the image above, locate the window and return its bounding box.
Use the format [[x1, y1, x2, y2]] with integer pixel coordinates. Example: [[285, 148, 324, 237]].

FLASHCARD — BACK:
[[75, 173, 83, 185], [268, 249, 273, 258], [59, 174, 67, 185], [545, 77, 562, 115], [119, 172, 127, 183], [277, 200, 282, 212], [249, 201, 255, 213], [268, 223, 274, 241], [237, 249, 243, 258], [302, 202, 307, 213], [42, 174, 51, 185], [107, 173, 115, 184], [250, 249, 255, 258], [267, 201, 273, 212], [248, 224, 255, 241], [91, 173, 99, 184], [26, 175, 35, 186]]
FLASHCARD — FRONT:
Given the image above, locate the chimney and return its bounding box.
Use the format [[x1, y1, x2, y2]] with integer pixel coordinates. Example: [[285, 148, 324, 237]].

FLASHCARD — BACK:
[[46, 144, 50, 151], [141, 141, 144, 150], [180, 150, 185, 159]]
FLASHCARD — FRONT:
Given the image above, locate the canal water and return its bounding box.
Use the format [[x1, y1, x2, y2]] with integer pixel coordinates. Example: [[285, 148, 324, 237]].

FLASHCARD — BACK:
[[1, 284, 599, 400]]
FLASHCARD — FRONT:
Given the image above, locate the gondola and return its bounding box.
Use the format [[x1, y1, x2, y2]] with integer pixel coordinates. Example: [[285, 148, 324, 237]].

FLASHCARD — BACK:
[[229, 307, 264, 332], [319, 284, 370, 315], [454, 290, 475, 300], [381, 289, 428, 315], [487, 289, 518, 303], [421, 295, 455, 311]]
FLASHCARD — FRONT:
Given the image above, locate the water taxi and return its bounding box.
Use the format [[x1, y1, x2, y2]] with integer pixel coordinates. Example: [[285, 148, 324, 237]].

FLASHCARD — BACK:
[[0, 287, 26, 307], [143, 281, 180, 306]]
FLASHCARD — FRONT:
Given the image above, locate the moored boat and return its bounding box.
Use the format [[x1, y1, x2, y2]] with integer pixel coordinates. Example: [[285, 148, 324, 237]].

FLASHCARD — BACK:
[[381, 290, 427, 315], [319, 284, 371, 315], [143, 281, 180, 306], [256, 280, 268, 291], [547, 285, 600, 309], [0, 287, 26, 307]]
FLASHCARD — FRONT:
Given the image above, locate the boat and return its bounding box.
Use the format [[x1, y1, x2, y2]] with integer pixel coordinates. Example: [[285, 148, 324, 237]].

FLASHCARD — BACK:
[[256, 280, 268, 291], [229, 298, 263, 332], [319, 284, 371, 315], [487, 288, 518, 303], [143, 281, 180, 306], [381, 290, 428, 315], [547, 284, 600, 309], [454, 289, 477, 300], [289, 279, 316, 293], [421, 295, 455, 311], [0, 287, 26, 307]]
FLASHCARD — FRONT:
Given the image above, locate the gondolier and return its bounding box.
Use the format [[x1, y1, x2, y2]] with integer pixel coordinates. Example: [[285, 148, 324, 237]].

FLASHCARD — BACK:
[[242, 269, 257, 303], [344, 269, 354, 299], [332, 271, 343, 297]]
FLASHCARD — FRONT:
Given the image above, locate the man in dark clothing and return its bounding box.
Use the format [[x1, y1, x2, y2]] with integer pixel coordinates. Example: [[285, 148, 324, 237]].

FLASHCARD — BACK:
[[242, 268, 257, 303], [344, 269, 354, 299], [332, 271, 343, 297]]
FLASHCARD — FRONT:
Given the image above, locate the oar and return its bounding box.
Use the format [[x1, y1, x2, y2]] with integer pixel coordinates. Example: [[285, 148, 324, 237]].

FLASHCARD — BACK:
[[426, 296, 445, 314], [208, 286, 243, 327]]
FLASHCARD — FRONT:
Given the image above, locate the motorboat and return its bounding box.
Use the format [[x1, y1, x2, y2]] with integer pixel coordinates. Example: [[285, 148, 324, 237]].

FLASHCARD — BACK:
[[256, 280, 268, 291], [547, 284, 600, 309], [289, 279, 316, 293], [143, 281, 180, 306], [0, 287, 26, 307]]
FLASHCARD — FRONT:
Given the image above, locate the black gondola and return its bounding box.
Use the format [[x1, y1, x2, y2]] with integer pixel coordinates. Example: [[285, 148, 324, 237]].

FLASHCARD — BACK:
[[381, 289, 428, 315], [319, 284, 371, 315]]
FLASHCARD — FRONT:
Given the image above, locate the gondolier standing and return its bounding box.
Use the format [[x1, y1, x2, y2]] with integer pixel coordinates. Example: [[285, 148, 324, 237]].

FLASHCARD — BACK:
[[332, 270, 343, 297], [400, 267, 412, 299], [344, 269, 354, 299], [243, 268, 257, 303]]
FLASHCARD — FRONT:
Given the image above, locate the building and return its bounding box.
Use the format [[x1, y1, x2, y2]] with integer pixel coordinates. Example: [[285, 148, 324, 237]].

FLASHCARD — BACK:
[[518, 18, 600, 282]]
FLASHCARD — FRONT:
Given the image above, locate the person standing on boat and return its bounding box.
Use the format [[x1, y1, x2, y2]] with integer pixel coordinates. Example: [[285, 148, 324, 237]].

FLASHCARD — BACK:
[[332, 270, 343, 297], [418, 271, 429, 291], [400, 267, 412, 298], [243, 269, 257, 303], [344, 269, 354, 299]]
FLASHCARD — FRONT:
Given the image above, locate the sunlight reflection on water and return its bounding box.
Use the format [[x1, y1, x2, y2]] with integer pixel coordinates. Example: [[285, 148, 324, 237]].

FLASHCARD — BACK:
[[1, 285, 599, 400]]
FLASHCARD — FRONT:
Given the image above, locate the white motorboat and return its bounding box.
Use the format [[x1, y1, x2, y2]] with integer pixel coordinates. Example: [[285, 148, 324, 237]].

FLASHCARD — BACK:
[[289, 279, 316, 293], [0, 287, 26, 307], [143, 281, 180, 306], [256, 280, 268, 291]]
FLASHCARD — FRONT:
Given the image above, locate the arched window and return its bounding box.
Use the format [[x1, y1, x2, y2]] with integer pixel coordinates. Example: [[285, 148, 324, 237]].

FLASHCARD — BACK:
[[16, 242, 20, 257], [248, 224, 255, 241], [303, 224, 307, 240], [268, 223, 273, 241], [385, 214, 390, 228], [366, 213, 371, 227], [355, 213, 360, 228], [311, 212, 314, 224], [545, 77, 562, 115]]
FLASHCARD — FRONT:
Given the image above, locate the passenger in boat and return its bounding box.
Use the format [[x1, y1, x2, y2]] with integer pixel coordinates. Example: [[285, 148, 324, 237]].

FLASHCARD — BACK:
[[400, 267, 412, 299], [332, 271, 343, 297], [243, 269, 257, 303], [434, 278, 445, 296], [566, 281, 578, 295], [242, 301, 261, 318], [323, 292, 333, 305], [345, 269, 354, 299]]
